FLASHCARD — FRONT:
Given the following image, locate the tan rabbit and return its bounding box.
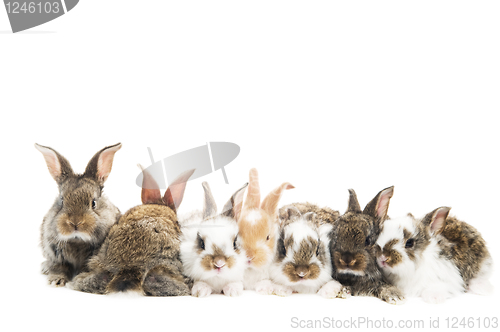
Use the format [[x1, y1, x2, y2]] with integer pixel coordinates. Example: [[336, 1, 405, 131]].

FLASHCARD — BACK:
[[70, 166, 194, 296], [237, 168, 294, 293]]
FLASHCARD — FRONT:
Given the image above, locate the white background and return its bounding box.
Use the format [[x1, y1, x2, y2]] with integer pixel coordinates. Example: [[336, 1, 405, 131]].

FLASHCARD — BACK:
[[1, 1, 499, 331]]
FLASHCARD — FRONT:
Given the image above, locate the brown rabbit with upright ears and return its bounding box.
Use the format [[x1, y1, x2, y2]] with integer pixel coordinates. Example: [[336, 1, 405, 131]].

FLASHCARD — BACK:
[[35, 143, 122, 287], [70, 166, 195, 296], [329, 186, 405, 304]]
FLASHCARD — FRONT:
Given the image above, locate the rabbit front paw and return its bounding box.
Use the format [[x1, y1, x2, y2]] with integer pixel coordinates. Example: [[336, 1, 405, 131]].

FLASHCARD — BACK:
[[317, 280, 351, 299], [48, 274, 68, 287], [191, 281, 213, 298], [223, 282, 243, 297]]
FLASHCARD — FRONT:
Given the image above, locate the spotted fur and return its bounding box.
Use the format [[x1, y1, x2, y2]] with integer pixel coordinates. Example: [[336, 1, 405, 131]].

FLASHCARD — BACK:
[[36, 143, 121, 287], [269, 205, 345, 297], [376, 207, 493, 303]]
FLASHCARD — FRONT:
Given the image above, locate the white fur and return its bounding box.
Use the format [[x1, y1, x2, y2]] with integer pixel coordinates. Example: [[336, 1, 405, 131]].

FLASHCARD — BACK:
[[245, 209, 262, 225], [376, 216, 465, 303], [180, 215, 246, 296], [269, 218, 334, 295]]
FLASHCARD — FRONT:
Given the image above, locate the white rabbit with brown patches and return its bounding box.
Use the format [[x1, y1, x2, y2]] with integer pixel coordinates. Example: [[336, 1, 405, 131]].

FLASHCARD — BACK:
[[376, 207, 493, 304], [180, 182, 248, 297], [270, 206, 349, 298]]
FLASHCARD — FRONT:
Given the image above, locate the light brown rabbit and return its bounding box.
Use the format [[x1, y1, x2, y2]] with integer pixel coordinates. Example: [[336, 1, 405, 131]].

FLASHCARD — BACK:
[[237, 168, 294, 293], [70, 166, 194, 296]]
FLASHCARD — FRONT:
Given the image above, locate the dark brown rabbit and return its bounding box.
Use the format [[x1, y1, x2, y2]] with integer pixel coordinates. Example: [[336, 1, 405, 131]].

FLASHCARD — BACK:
[[329, 186, 405, 304], [35, 143, 122, 287], [70, 166, 194, 296]]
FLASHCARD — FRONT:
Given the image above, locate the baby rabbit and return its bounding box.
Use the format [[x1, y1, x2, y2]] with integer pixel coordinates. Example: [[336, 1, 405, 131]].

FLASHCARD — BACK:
[[70, 166, 194, 296], [269, 205, 348, 298], [376, 207, 493, 303], [180, 182, 248, 297], [35, 143, 122, 287], [237, 168, 294, 294], [328, 187, 405, 304]]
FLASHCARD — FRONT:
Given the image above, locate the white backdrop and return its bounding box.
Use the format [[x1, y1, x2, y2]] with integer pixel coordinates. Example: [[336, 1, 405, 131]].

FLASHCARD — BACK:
[[1, 1, 499, 331]]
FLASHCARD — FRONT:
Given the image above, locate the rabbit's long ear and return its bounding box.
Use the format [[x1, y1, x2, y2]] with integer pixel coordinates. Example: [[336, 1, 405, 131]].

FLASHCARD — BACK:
[[138, 164, 163, 205], [35, 143, 74, 185], [163, 169, 195, 213], [346, 189, 362, 213], [222, 183, 248, 221], [84, 143, 122, 186], [261, 182, 295, 220], [202, 182, 217, 219], [244, 168, 261, 210], [422, 207, 451, 235], [363, 186, 394, 222]]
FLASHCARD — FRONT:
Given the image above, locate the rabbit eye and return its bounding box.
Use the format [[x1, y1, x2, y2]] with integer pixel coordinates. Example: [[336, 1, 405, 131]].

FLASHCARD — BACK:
[[197, 233, 205, 251], [266, 235, 270, 241], [316, 243, 320, 256], [233, 236, 238, 250], [405, 239, 415, 249], [365, 236, 371, 247], [92, 199, 97, 209]]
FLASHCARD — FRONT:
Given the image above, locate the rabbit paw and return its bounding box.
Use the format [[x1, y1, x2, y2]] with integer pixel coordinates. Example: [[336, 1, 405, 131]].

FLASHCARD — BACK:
[[48, 274, 68, 287], [273, 285, 293, 297], [255, 280, 274, 295], [191, 281, 213, 298], [468, 277, 494, 296], [379, 285, 406, 305], [317, 280, 351, 299], [223, 282, 243, 297]]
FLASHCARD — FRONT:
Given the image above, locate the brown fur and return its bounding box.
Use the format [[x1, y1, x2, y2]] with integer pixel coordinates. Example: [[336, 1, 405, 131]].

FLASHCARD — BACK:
[[200, 244, 236, 271], [277, 204, 332, 283], [426, 211, 490, 285], [238, 209, 275, 267], [36, 143, 121, 286], [328, 187, 404, 303], [70, 168, 194, 296]]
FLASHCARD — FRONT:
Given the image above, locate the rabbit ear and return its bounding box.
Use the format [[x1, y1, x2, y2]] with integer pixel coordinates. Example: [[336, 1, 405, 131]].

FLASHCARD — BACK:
[[222, 183, 248, 220], [284, 206, 301, 221], [363, 186, 394, 221], [35, 143, 74, 185], [84, 143, 122, 185], [303, 212, 316, 222], [261, 182, 295, 220], [346, 189, 362, 213], [244, 168, 261, 210], [202, 182, 217, 219], [422, 207, 451, 235], [138, 164, 163, 205], [163, 169, 195, 213]]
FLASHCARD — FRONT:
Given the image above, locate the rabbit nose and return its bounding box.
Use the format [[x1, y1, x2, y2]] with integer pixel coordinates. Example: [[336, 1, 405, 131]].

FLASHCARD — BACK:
[[295, 266, 309, 278], [339, 253, 356, 267], [68, 220, 82, 230], [380, 255, 391, 263], [214, 257, 226, 268]]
